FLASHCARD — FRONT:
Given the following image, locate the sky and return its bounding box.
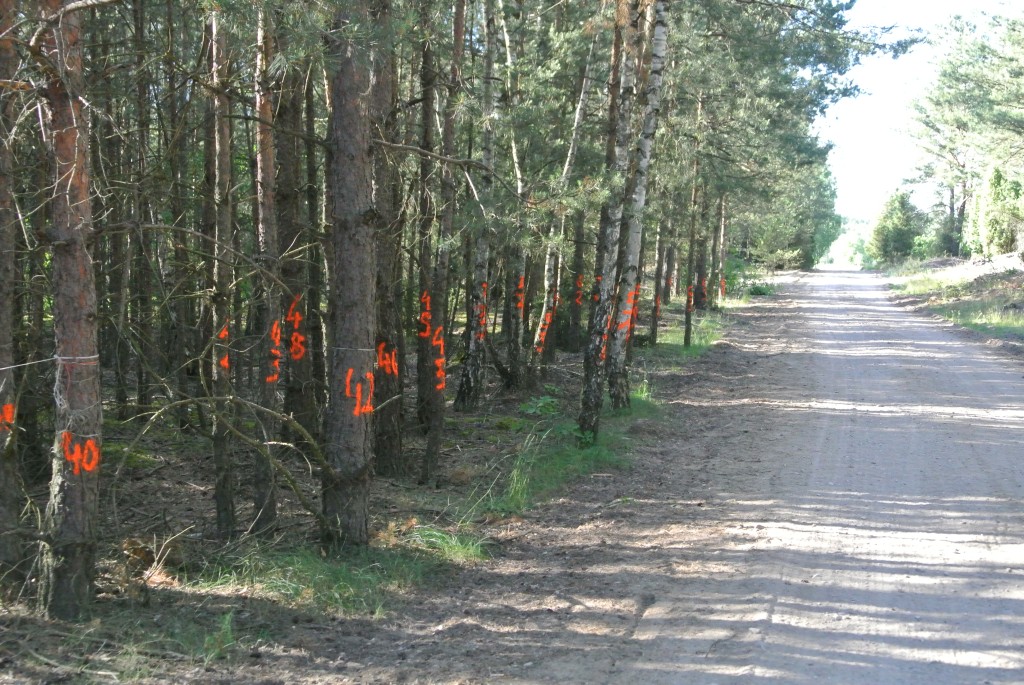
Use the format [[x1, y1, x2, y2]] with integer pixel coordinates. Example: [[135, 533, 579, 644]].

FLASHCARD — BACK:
[[814, 0, 1024, 226]]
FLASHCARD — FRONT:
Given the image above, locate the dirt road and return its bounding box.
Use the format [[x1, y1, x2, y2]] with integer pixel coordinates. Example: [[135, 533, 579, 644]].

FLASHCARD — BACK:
[[594, 269, 1024, 684], [353, 268, 1024, 685]]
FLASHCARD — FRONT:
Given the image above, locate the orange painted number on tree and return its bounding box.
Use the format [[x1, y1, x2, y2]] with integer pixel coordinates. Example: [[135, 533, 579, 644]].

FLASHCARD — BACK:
[[515, 276, 525, 311], [62, 431, 100, 475], [217, 319, 230, 369], [266, 319, 283, 383], [0, 403, 14, 431], [285, 295, 307, 360], [377, 342, 399, 376], [432, 326, 446, 390], [286, 295, 304, 328], [418, 290, 432, 338], [575, 274, 584, 306], [345, 368, 375, 416]]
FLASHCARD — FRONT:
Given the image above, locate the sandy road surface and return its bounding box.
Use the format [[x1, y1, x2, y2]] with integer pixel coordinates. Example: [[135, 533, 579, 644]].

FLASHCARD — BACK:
[[606, 269, 1024, 684]]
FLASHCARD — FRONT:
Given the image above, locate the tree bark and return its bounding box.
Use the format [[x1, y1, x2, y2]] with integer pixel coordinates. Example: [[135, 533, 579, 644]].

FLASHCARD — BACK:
[[578, 0, 641, 440], [322, 0, 382, 545], [683, 170, 700, 347], [36, 0, 104, 620], [650, 218, 666, 344], [420, 0, 465, 483], [415, 3, 436, 436], [0, 0, 22, 583], [210, 13, 235, 539], [566, 211, 586, 352], [252, 7, 279, 534], [497, 0, 526, 390], [454, 0, 497, 412], [607, 0, 668, 409], [371, 0, 407, 477]]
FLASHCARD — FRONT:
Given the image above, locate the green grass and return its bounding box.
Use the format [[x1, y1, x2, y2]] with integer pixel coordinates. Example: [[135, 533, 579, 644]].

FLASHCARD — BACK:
[[935, 300, 1024, 338], [644, 312, 725, 365], [891, 272, 971, 297], [487, 392, 661, 515], [187, 535, 484, 616], [890, 265, 1024, 339]]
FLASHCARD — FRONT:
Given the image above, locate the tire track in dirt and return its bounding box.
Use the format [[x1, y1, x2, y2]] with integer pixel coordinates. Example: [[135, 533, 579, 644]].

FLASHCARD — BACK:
[[604, 269, 1024, 685]]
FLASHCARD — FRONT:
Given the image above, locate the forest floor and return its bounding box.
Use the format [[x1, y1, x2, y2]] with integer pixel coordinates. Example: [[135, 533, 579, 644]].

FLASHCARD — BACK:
[[5, 261, 1024, 683]]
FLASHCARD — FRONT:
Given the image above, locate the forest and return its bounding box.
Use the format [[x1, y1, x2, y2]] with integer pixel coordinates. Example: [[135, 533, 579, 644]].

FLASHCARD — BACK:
[[0, 0, 899, 626]]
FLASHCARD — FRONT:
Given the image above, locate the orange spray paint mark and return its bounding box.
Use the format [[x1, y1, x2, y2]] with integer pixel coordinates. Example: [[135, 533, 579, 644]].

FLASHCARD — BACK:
[[617, 287, 638, 332], [418, 290, 432, 338], [285, 295, 304, 328], [62, 431, 100, 475], [0, 403, 14, 431], [345, 368, 375, 416], [217, 319, 230, 369], [289, 331, 307, 361], [285, 295, 307, 360], [266, 319, 283, 383], [535, 307, 555, 354], [474, 282, 488, 342], [377, 342, 399, 376], [432, 326, 446, 390]]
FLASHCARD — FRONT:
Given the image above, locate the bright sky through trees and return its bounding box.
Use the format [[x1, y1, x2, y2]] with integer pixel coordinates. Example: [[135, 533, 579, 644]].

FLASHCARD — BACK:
[[816, 0, 1024, 225]]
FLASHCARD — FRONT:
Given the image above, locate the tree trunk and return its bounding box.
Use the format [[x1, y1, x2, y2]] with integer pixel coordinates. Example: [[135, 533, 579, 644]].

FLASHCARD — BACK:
[[420, 0, 465, 483], [371, 0, 407, 477], [579, 0, 641, 440], [566, 211, 586, 352], [607, 0, 668, 409], [252, 8, 279, 534], [710, 193, 726, 307], [497, 0, 527, 390], [662, 242, 675, 306], [164, 0, 191, 429], [321, 0, 382, 545], [415, 3, 436, 436], [210, 14, 235, 539], [0, 0, 22, 583], [650, 218, 666, 344], [131, 0, 153, 417], [454, 0, 497, 412], [36, 0, 104, 620], [683, 168, 700, 347]]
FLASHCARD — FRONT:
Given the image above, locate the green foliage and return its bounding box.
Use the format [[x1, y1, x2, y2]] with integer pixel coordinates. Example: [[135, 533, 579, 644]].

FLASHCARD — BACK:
[[746, 282, 775, 296], [491, 428, 629, 514], [869, 191, 927, 264], [972, 167, 1024, 256], [519, 395, 560, 416], [201, 612, 236, 661], [188, 541, 469, 615]]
